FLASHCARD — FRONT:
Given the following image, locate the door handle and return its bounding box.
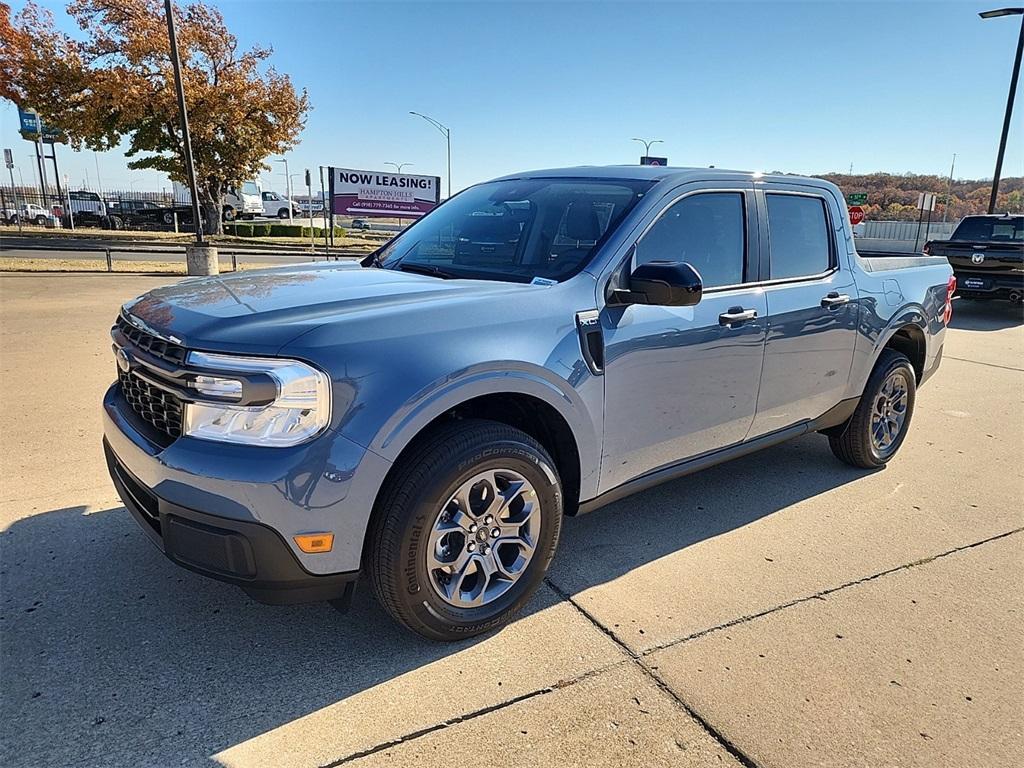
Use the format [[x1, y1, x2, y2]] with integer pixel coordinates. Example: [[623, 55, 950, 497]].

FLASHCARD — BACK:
[[719, 307, 758, 326], [821, 292, 850, 309]]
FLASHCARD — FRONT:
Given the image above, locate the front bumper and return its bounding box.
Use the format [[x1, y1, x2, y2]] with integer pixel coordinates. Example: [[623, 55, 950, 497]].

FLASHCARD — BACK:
[[103, 382, 392, 602], [105, 439, 356, 604]]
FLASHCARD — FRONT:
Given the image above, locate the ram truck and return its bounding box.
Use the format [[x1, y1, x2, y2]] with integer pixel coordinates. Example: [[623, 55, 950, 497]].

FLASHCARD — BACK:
[[924, 214, 1023, 304], [103, 167, 955, 640]]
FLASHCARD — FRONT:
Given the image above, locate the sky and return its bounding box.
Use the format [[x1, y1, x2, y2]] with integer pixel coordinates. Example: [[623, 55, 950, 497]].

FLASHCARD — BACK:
[[2, 0, 1023, 196]]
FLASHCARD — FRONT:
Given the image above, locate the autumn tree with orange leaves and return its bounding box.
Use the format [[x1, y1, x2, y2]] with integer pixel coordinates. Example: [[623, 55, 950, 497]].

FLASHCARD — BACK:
[[0, 0, 308, 234]]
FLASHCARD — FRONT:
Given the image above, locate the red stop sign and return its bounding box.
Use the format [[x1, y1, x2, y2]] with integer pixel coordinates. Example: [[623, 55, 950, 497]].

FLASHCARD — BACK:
[[849, 206, 865, 226]]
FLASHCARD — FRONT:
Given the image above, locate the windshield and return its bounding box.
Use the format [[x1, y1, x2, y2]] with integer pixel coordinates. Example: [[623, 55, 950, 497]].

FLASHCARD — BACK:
[[952, 216, 1023, 242], [242, 182, 260, 196], [377, 178, 651, 282]]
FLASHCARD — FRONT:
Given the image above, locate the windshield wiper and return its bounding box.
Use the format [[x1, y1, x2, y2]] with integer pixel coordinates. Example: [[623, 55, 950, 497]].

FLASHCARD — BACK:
[[396, 262, 457, 279]]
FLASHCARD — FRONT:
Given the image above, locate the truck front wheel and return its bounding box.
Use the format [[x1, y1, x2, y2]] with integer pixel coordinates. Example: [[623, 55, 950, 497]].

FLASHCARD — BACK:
[[829, 349, 916, 469], [367, 419, 563, 641]]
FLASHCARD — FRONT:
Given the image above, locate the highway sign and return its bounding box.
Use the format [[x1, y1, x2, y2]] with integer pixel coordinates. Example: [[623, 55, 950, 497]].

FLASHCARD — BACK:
[[848, 206, 865, 226], [846, 192, 867, 205]]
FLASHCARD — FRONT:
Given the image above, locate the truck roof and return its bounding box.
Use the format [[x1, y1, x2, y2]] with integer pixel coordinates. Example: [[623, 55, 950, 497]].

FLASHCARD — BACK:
[[491, 165, 830, 188]]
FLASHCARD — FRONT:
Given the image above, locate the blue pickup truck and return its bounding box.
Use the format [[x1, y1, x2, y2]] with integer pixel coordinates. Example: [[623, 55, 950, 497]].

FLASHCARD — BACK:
[[103, 166, 955, 640]]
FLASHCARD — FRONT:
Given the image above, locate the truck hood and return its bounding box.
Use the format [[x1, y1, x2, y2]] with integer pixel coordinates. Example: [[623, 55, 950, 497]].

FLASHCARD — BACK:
[[124, 261, 534, 353]]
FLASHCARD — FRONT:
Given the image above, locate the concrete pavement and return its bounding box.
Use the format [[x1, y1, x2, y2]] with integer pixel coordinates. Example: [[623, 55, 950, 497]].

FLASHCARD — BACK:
[[0, 273, 1021, 767]]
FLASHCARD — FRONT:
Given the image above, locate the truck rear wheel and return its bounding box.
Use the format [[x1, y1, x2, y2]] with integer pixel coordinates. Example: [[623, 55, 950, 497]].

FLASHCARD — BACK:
[[367, 419, 562, 641], [829, 349, 916, 469]]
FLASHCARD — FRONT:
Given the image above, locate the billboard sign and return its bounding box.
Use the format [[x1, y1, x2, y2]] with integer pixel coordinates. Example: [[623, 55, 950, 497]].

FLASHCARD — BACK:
[[329, 167, 441, 218], [640, 156, 668, 166], [17, 107, 61, 144]]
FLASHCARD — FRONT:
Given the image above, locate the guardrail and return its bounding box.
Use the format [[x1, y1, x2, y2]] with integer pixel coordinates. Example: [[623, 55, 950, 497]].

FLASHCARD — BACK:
[[0, 243, 365, 272]]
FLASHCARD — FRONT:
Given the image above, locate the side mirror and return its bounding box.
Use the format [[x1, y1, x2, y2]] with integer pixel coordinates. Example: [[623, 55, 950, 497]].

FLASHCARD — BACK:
[[615, 260, 703, 306]]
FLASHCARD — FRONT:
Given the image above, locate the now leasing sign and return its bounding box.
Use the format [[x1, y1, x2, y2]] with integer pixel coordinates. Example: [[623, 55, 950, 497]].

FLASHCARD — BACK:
[[330, 167, 441, 218]]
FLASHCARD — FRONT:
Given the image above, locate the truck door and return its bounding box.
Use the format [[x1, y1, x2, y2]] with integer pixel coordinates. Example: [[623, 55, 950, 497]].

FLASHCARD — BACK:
[[599, 184, 767, 493], [747, 186, 858, 437]]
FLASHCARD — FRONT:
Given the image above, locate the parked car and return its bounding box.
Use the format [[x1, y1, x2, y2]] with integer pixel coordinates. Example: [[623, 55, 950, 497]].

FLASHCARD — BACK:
[[103, 166, 955, 640], [105, 199, 162, 227], [260, 190, 301, 219], [2, 202, 58, 226], [350, 217, 372, 229], [924, 214, 1023, 304], [67, 190, 107, 226]]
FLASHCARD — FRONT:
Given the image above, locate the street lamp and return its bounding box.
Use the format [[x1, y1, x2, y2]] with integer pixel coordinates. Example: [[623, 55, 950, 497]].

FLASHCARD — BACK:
[[409, 111, 451, 199], [980, 7, 1024, 213], [631, 137, 664, 163], [384, 162, 414, 174], [274, 158, 293, 223]]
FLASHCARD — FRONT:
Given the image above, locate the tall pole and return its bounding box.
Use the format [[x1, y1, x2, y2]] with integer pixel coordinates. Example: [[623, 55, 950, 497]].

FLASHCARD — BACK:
[[942, 153, 957, 223], [385, 163, 413, 229], [164, 0, 204, 244], [409, 112, 451, 199], [285, 159, 292, 223], [94, 151, 104, 202], [981, 9, 1024, 214], [8, 165, 23, 233], [631, 137, 663, 163]]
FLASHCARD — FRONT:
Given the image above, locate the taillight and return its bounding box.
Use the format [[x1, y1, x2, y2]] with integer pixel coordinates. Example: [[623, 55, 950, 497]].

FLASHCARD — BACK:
[[943, 275, 956, 324]]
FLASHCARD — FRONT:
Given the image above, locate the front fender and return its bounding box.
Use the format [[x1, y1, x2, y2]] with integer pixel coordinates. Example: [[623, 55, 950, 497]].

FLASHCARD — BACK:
[[367, 361, 600, 492]]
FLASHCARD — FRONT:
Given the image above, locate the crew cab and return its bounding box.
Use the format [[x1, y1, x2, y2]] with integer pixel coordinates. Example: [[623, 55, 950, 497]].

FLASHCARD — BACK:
[[925, 214, 1023, 304], [102, 167, 955, 640]]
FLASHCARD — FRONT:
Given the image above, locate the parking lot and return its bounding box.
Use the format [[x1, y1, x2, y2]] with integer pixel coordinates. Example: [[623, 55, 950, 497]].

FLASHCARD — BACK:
[[0, 272, 1021, 768]]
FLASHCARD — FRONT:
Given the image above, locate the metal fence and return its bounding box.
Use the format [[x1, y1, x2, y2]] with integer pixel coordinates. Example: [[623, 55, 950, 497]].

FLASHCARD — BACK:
[[0, 186, 179, 231]]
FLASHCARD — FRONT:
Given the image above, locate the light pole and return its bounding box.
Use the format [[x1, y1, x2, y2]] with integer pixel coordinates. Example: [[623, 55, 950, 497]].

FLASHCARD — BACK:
[[631, 137, 664, 163], [385, 163, 413, 229], [942, 153, 957, 223], [980, 7, 1024, 213], [164, 0, 204, 245], [274, 158, 293, 223], [409, 111, 451, 199]]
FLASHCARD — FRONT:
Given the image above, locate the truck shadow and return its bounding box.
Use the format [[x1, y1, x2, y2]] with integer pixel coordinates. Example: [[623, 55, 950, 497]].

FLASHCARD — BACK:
[[949, 298, 1024, 331], [1, 434, 869, 767]]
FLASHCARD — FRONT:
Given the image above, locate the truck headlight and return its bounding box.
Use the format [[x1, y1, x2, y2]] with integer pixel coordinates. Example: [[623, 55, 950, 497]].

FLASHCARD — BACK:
[[183, 351, 331, 447]]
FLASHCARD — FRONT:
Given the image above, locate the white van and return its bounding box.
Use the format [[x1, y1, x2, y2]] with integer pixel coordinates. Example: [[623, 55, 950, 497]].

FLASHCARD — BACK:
[[260, 189, 301, 219]]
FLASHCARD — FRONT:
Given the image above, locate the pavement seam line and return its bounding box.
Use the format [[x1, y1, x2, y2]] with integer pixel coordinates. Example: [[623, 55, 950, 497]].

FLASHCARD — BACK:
[[640, 526, 1024, 659], [317, 660, 628, 767], [543, 577, 762, 768], [943, 355, 1023, 373]]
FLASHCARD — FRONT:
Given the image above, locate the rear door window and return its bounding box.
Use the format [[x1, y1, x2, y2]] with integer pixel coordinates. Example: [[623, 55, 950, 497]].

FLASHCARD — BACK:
[[766, 194, 832, 279]]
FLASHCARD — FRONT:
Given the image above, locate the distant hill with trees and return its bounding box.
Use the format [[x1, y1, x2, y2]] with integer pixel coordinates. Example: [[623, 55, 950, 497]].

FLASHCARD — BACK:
[[810, 173, 1023, 221]]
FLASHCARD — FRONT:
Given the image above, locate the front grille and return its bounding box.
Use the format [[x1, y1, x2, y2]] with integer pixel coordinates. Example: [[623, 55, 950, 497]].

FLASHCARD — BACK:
[[118, 367, 184, 439], [115, 315, 187, 365], [114, 313, 188, 441]]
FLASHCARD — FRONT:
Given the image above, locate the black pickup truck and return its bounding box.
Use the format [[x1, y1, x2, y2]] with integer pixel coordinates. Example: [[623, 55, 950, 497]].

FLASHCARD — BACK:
[[925, 214, 1023, 304]]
